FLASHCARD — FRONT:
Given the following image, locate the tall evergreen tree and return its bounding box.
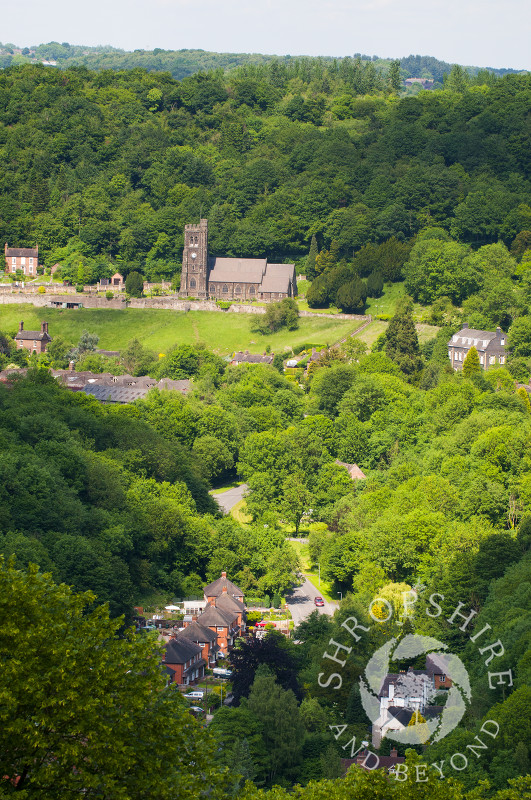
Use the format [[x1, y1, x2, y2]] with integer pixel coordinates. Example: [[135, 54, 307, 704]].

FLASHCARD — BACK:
[[306, 235, 318, 280], [388, 60, 401, 92], [385, 299, 424, 379]]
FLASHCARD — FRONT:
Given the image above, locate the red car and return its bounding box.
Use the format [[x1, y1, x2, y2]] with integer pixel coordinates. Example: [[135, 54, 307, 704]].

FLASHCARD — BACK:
[[255, 620, 276, 628], [314, 597, 325, 607]]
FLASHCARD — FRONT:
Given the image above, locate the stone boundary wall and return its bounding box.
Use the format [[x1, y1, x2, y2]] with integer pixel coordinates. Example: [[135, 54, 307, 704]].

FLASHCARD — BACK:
[[0, 288, 368, 322]]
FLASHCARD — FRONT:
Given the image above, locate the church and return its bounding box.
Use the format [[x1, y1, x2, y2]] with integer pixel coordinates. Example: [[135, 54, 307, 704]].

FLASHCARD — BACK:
[[179, 219, 297, 302]]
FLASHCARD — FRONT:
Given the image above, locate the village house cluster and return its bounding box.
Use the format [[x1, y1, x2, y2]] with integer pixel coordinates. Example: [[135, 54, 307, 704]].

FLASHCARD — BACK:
[[161, 572, 246, 687]]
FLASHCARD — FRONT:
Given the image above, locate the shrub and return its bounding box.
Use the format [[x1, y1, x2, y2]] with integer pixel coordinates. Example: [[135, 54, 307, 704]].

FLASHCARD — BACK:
[[105, 290, 113, 300], [125, 271, 144, 297], [37, 286, 46, 294], [75, 284, 84, 293]]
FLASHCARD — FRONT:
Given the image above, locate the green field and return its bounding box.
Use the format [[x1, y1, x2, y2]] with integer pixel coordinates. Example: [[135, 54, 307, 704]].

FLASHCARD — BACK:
[[0, 304, 364, 356]]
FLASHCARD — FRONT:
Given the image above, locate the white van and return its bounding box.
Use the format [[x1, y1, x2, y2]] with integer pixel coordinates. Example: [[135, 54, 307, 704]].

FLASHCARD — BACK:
[[184, 691, 205, 700]]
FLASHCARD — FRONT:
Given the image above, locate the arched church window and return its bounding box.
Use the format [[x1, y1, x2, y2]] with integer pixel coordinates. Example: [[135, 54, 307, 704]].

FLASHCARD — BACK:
[[190, 278, 196, 289], [235, 285, 242, 294], [222, 285, 228, 294], [249, 286, 255, 294]]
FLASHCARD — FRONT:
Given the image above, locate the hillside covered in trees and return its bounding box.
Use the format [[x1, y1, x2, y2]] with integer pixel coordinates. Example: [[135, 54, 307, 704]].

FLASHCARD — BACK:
[[0, 62, 528, 289]]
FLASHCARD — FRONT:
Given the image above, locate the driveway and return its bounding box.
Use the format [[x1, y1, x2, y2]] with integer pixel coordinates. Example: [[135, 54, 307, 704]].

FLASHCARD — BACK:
[[286, 576, 337, 627], [211, 483, 248, 514]]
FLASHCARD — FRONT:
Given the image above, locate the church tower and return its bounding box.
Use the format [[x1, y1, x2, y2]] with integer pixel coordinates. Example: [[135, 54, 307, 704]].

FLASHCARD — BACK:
[[181, 219, 208, 297]]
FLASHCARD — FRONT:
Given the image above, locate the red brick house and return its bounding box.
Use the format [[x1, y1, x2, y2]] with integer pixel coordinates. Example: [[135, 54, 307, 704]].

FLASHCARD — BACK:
[[163, 637, 205, 686], [177, 621, 218, 668], [204, 572, 244, 605], [14, 321, 52, 354], [4, 244, 38, 276], [196, 604, 240, 657]]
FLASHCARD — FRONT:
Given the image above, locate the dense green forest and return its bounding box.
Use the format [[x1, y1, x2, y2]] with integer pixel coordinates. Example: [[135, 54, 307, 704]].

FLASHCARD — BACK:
[[0, 42, 523, 80], [0, 62, 529, 288]]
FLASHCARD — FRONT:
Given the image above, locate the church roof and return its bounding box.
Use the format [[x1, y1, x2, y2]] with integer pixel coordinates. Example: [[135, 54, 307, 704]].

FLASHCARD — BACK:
[[259, 263, 295, 294], [208, 257, 267, 284]]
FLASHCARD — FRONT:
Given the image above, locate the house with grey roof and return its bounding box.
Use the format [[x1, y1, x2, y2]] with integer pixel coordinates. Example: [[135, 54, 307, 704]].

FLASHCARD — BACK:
[[204, 571, 244, 604], [163, 637, 206, 686], [231, 351, 274, 366], [14, 321, 51, 354], [177, 621, 218, 668], [448, 323, 507, 371], [4, 244, 38, 276], [179, 219, 297, 301]]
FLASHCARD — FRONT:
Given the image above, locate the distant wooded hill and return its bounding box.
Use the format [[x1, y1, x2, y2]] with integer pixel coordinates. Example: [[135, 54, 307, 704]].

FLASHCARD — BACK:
[[0, 42, 525, 81]]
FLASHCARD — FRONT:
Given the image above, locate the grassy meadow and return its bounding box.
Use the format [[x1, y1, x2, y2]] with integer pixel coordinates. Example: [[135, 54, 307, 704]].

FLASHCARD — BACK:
[[0, 304, 364, 356]]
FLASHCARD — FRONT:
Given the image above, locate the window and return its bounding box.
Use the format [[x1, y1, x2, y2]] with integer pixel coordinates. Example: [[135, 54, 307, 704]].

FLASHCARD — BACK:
[[489, 356, 495, 365], [21, 257, 25, 266], [479, 356, 484, 365], [235, 285, 241, 294], [29, 257, 33, 266], [500, 338, 505, 345], [11, 257, 16, 267], [189, 278, 196, 289], [217, 627, 224, 632], [222, 285, 228, 294], [249, 286, 255, 294], [28, 265, 33, 274], [500, 356, 505, 364]]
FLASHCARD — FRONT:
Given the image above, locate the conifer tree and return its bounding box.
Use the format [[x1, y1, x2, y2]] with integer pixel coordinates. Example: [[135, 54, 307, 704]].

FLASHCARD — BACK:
[[306, 235, 318, 280], [385, 299, 424, 379], [462, 345, 481, 376]]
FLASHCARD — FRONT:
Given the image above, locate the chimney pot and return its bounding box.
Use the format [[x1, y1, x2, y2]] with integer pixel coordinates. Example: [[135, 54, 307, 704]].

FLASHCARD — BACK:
[[69, 361, 75, 371], [221, 571, 226, 578]]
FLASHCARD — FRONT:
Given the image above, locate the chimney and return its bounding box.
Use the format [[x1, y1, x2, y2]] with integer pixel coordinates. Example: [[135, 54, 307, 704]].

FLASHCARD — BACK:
[[69, 361, 75, 371], [19, 321, 23, 332], [221, 571, 226, 578], [222, 586, 227, 594], [462, 322, 469, 329], [41, 321, 48, 334], [496, 327, 501, 334], [390, 748, 398, 758]]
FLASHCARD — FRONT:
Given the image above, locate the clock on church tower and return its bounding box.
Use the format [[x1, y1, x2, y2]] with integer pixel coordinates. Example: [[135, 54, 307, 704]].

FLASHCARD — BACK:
[[182, 219, 208, 297]]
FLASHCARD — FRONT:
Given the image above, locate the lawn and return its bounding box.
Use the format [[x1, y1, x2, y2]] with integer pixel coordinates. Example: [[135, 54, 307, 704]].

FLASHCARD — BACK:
[[0, 304, 361, 356]]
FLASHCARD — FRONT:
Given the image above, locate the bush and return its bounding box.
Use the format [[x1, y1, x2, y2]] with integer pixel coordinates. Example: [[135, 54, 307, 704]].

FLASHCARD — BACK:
[[125, 271, 144, 298], [37, 286, 46, 294], [75, 284, 84, 293], [251, 298, 299, 335], [105, 290, 113, 300]]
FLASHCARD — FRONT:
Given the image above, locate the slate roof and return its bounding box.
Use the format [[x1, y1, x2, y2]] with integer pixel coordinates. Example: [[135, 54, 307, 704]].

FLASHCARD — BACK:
[[164, 637, 202, 665], [215, 594, 246, 615], [14, 330, 51, 341], [197, 605, 238, 628], [449, 326, 504, 352], [208, 257, 267, 284], [335, 460, 366, 480], [232, 352, 274, 364], [177, 622, 217, 644], [259, 263, 295, 294], [82, 385, 151, 403], [203, 574, 244, 598], [387, 706, 414, 726], [5, 247, 38, 257]]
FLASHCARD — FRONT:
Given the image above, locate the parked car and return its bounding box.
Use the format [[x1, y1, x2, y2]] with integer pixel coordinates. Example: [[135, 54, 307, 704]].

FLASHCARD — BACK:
[[314, 597, 325, 607], [255, 620, 276, 628], [212, 668, 232, 678], [184, 691, 205, 700], [189, 706, 204, 714]]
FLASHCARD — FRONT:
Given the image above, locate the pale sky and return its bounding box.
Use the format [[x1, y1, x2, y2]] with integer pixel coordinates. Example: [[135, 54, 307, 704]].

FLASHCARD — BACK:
[[3, 0, 530, 71]]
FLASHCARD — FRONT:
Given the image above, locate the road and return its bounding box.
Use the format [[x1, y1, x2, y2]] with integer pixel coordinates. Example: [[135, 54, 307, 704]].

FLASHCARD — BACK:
[[211, 483, 248, 514], [286, 576, 338, 626]]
